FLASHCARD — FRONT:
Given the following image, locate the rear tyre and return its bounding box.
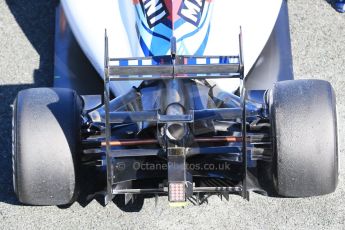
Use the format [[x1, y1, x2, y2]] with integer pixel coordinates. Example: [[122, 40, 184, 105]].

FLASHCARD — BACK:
[[268, 80, 338, 197], [13, 88, 82, 205]]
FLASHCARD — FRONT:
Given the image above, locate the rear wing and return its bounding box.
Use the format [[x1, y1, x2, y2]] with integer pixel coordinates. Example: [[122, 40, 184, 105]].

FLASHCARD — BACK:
[[104, 31, 244, 81], [102, 29, 249, 203]]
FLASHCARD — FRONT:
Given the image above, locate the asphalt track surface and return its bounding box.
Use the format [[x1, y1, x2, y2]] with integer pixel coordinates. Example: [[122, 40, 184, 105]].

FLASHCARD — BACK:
[[1, 0, 345, 229]]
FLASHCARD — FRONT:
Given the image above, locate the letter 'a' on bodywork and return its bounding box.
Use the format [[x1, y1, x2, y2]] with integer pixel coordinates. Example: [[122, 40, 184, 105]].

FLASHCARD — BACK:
[[61, 0, 283, 96]]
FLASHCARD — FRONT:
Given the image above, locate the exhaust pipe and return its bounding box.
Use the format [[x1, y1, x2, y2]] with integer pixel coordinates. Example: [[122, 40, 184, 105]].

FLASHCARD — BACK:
[[165, 103, 188, 141]]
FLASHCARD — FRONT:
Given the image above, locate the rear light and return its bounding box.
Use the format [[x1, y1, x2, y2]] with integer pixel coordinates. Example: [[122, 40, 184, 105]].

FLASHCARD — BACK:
[[169, 182, 186, 202]]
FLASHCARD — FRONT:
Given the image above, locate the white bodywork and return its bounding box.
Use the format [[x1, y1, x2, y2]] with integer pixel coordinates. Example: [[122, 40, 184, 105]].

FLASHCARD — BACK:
[[61, 0, 282, 96]]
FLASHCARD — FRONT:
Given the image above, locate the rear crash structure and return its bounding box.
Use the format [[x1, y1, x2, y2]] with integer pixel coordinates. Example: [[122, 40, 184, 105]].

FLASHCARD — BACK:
[[12, 28, 338, 207]]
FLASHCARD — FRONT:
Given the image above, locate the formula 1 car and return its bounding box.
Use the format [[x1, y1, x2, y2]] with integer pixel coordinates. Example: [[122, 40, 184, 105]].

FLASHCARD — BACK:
[[12, 0, 338, 207]]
